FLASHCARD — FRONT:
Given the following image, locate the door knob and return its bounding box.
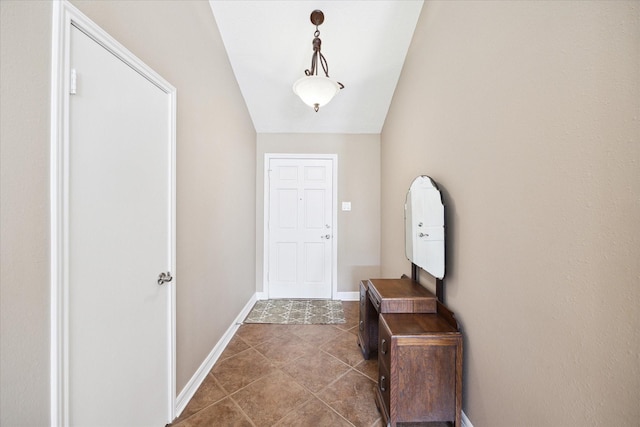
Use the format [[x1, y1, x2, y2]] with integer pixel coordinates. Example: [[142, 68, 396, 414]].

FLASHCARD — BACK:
[[157, 272, 173, 285], [321, 234, 331, 239]]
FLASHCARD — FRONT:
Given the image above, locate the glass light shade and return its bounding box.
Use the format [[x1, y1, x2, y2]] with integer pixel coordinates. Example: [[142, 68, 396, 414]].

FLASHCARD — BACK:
[[293, 75, 340, 110]]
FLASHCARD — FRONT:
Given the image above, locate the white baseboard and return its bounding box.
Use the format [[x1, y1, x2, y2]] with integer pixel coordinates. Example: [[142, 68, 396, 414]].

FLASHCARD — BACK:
[[461, 410, 473, 427], [335, 291, 359, 301], [174, 293, 258, 417], [256, 291, 358, 301]]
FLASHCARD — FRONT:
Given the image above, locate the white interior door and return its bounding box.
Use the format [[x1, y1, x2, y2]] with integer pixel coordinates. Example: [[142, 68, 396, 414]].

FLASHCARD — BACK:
[[267, 157, 335, 299], [64, 23, 175, 426]]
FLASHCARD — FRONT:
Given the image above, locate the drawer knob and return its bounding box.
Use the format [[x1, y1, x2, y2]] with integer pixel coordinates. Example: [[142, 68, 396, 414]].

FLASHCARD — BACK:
[[381, 338, 387, 355]]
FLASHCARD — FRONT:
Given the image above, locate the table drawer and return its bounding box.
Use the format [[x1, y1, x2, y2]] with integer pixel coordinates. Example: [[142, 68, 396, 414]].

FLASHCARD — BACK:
[[368, 278, 437, 313], [377, 358, 391, 416], [378, 316, 392, 370], [369, 285, 382, 312]]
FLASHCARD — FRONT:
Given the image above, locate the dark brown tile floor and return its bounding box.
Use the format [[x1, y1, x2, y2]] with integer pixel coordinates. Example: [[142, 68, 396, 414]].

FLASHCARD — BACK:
[[170, 301, 385, 427], [170, 301, 450, 427]]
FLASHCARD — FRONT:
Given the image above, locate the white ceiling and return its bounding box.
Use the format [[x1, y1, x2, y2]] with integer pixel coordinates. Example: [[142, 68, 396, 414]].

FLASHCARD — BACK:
[[208, 0, 424, 134]]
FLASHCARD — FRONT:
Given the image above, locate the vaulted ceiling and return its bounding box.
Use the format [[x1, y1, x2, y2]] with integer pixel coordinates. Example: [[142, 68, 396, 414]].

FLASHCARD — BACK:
[[208, 1, 424, 134]]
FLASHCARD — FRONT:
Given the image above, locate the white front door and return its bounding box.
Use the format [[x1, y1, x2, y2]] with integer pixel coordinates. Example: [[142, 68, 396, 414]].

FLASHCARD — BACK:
[[59, 21, 175, 426], [266, 156, 335, 299]]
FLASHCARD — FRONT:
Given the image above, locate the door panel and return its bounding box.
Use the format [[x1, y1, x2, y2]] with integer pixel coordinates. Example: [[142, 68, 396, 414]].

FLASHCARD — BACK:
[[304, 242, 325, 282], [267, 158, 334, 299], [277, 189, 298, 228], [305, 189, 325, 228], [67, 25, 173, 426], [276, 242, 297, 282]]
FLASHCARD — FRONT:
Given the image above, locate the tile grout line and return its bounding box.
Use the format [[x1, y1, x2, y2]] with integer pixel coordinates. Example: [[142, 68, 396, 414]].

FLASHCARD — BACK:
[[173, 302, 372, 426], [226, 395, 257, 427], [247, 320, 370, 426], [214, 327, 319, 426], [309, 366, 380, 427]]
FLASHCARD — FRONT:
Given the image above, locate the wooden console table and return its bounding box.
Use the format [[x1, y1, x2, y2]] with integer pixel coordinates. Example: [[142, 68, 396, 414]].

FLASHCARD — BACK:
[[358, 278, 437, 359], [357, 278, 463, 427], [376, 312, 462, 427]]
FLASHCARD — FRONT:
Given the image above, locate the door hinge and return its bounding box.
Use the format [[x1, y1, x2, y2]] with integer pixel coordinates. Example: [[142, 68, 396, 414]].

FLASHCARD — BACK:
[[69, 69, 77, 95]]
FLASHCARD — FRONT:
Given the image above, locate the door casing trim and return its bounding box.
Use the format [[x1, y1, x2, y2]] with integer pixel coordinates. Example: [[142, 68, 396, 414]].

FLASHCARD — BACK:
[[263, 153, 338, 300], [50, 2, 177, 425]]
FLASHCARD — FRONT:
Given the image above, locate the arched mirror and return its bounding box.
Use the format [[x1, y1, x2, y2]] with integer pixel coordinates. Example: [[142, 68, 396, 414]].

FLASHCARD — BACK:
[[405, 176, 445, 279]]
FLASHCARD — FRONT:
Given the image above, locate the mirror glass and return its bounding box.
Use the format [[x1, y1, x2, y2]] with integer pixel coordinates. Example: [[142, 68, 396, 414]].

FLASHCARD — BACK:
[[405, 176, 445, 279]]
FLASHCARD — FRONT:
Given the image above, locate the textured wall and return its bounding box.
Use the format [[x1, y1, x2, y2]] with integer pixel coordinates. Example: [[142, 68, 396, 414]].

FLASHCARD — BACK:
[[256, 134, 381, 295], [381, 1, 640, 425], [0, 2, 52, 425]]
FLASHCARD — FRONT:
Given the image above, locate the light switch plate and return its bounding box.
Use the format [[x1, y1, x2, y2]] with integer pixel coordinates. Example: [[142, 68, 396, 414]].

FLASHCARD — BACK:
[[342, 202, 351, 211]]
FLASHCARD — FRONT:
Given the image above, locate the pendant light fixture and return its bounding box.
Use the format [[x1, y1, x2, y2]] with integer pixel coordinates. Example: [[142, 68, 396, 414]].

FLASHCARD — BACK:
[[293, 10, 344, 112]]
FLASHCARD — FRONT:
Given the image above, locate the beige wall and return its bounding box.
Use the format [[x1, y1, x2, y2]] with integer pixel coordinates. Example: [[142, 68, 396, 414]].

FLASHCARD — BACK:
[[1, 1, 256, 423], [0, 1, 52, 425], [4, 1, 638, 425], [256, 134, 381, 295], [382, 1, 640, 426]]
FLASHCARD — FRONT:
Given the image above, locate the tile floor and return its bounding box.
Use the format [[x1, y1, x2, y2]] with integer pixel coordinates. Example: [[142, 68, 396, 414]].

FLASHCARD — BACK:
[[169, 301, 450, 427]]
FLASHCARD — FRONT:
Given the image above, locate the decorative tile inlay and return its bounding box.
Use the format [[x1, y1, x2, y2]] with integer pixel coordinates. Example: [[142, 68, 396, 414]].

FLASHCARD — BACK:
[[244, 299, 346, 324]]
